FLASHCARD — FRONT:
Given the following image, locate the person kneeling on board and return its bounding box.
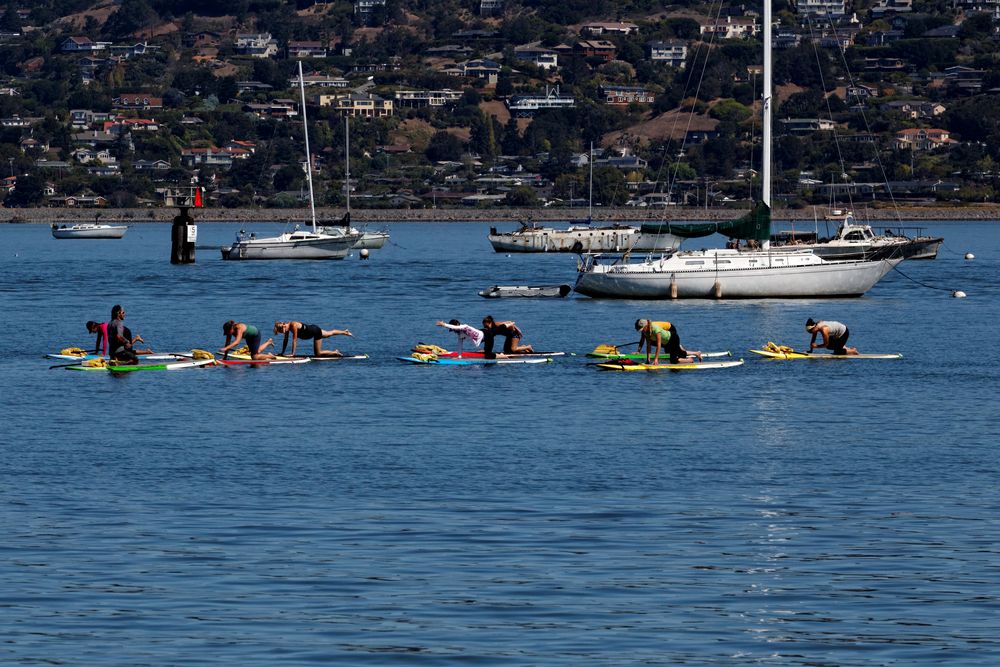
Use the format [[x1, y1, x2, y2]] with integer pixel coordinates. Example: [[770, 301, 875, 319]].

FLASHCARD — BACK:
[[86, 320, 108, 357], [436, 319, 484, 358], [635, 319, 702, 365], [481, 316, 534, 359], [221, 321, 276, 360], [274, 321, 351, 358], [106, 304, 144, 363], [806, 318, 858, 355]]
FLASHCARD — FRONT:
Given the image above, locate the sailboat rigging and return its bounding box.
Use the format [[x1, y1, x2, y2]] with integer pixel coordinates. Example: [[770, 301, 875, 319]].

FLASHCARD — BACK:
[[573, 0, 903, 298], [222, 62, 361, 260]]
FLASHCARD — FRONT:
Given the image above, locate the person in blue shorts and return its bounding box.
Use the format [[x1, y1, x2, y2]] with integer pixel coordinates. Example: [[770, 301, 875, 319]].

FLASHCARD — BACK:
[[221, 320, 276, 360]]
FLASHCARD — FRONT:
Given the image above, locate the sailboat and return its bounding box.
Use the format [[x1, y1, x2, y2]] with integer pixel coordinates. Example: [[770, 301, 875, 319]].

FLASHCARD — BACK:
[[487, 144, 682, 253], [317, 117, 390, 250], [573, 2, 903, 299], [222, 62, 361, 260]]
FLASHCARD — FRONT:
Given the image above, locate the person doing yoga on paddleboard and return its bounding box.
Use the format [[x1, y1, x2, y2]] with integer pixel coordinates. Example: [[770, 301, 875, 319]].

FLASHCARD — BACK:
[[481, 316, 534, 359], [221, 321, 276, 360], [273, 321, 352, 357], [86, 320, 108, 356], [635, 319, 702, 365], [436, 320, 484, 358], [806, 318, 858, 355]]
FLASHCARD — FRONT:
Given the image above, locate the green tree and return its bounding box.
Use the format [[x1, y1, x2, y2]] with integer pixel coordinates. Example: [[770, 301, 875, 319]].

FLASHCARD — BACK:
[[506, 186, 538, 206], [6, 174, 45, 207], [425, 131, 463, 162], [103, 0, 159, 38]]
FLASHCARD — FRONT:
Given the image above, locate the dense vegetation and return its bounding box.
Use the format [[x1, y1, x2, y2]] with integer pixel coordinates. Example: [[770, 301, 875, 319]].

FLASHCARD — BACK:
[[1, 0, 999, 209]]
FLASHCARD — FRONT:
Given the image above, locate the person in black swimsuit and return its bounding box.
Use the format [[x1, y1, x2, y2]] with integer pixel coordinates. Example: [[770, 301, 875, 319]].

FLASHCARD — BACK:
[[481, 315, 534, 359], [273, 321, 352, 357]]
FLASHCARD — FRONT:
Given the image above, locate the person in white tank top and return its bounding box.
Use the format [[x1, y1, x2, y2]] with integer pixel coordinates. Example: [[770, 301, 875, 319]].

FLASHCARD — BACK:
[[806, 318, 858, 355]]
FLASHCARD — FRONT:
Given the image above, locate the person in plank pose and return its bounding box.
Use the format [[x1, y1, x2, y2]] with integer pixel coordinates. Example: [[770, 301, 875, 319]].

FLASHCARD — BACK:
[[635, 319, 702, 365], [481, 316, 534, 359], [86, 320, 108, 356], [273, 321, 352, 357], [436, 319, 484, 358], [806, 318, 858, 355], [221, 320, 276, 360]]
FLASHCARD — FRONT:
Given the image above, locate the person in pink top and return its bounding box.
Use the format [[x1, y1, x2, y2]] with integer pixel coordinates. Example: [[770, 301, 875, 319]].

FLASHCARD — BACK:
[[86, 320, 108, 356]]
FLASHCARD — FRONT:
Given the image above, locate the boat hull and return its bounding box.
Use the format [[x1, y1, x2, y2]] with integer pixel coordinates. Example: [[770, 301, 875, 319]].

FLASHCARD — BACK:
[[479, 284, 572, 298], [575, 251, 902, 299], [222, 236, 354, 260], [488, 228, 681, 253], [51, 225, 128, 239], [355, 231, 388, 249]]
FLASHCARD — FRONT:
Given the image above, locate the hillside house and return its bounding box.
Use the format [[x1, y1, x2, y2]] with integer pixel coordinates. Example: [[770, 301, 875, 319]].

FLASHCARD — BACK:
[[113, 94, 163, 110], [601, 85, 656, 105], [893, 128, 956, 150], [316, 92, 393, 118], [513, 44, 559, 70], [779, 118, 837, 135], [581, 22, 639, 36], [575, 40, 617, 62], [61, 36, 108, 52], [793, 0, 847, 17], [700, 16, 758, 39], [287, 41, 327, 58], [235, 33, 278, 58], [507, 87, 576, 116], [648, 40, 688, 67], [393, 89, 463, 108]]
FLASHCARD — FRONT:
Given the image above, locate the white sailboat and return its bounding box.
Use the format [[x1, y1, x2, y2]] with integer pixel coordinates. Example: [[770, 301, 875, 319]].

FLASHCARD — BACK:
[[51, 214, 127, 239], [317, 117, 390, 250], [487, 144, 683, 254], [574, 1, 903, 299], [223, 62, 360, 261]]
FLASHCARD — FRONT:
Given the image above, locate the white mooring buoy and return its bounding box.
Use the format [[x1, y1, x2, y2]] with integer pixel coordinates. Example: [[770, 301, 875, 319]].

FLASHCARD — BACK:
[[953, 290, 967, 298], [359, 248, 370, 260], [965, 252, 975, 260]]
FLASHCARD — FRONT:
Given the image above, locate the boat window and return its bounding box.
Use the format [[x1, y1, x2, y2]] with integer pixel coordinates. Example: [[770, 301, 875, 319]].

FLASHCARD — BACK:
[[716, 260, 731, 264], [845, 232, 863, 241], [685, 260, 705, 265]]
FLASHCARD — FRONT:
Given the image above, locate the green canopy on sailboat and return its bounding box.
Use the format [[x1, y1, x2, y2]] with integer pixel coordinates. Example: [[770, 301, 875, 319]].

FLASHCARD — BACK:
[[639, 202, 771, 241]]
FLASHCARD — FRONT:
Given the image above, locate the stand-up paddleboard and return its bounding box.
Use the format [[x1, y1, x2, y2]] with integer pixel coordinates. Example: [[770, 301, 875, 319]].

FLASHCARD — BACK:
[[219, 356, 311, 366], [596, 359, 744, 371], [398, 356, 554, 365], [47, 352, 185, 361], [411, 349, 565, 359], [66, 358, 217, 372], [586, 350, 732, 360], [750, 349, 902, 360], [286, 354, 369, 361]]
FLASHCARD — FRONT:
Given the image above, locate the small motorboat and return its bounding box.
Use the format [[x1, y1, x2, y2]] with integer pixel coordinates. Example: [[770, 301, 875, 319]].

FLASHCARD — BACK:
[[479, 284, 572, 298]]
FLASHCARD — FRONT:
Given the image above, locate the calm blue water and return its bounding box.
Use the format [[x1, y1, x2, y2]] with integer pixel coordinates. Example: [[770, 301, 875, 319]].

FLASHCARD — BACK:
[[1, 221, 999, 666]]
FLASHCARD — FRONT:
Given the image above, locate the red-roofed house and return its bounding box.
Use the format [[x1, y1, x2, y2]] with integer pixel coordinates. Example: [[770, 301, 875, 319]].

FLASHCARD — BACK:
[[893, 128, 956, 151], [114, 94, 164, 110]]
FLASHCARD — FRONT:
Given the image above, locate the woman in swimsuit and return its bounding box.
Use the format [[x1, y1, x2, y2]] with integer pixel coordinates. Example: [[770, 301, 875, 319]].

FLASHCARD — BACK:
[[481, 315, 534, 358], [273, 321, 352, 357], [221, 320, 275, 360]]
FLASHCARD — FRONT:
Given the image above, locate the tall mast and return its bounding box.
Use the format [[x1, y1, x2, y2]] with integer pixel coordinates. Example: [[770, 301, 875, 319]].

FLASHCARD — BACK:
[[298, 61, 317, 232], [588, 142, 593, 221], [345, 117, 351, 216], [762, 0, 772, 249], [762, 0, 772, 207]]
